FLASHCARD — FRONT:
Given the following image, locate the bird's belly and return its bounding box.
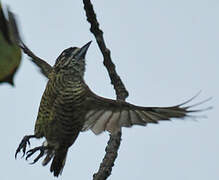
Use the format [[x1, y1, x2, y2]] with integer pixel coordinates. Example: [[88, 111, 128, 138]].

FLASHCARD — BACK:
[[43, 110, 85, 148]]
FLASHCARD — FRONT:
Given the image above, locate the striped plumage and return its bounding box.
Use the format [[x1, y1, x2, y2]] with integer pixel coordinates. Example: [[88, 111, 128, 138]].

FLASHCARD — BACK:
[[15, 41, 211, 177]]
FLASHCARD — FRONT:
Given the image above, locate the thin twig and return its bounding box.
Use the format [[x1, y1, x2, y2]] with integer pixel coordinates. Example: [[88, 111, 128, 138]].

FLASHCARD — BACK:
[[83, 0, 129, 179]]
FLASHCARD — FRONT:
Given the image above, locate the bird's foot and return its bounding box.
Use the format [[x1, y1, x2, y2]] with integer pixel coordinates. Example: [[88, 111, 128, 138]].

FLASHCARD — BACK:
[[15, 135, 36, 159], [26, 146, 47, 164]]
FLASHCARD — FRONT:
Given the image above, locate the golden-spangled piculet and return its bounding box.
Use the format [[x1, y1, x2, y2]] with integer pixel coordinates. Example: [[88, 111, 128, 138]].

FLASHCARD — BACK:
[[15, 41, 211, 177]]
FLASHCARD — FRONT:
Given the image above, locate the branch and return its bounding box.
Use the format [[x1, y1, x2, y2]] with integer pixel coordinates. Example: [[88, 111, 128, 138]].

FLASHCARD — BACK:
[[83, 0, 128, 101], [83, 0, 129, 179]]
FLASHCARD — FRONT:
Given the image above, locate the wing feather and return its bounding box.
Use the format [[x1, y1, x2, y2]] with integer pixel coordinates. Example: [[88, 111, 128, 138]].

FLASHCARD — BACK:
[[105, 112, 121, 134], [82, 88, 211, 135], [130, 110, 146, 125], [85, 110, 105, 132], [118, 110, 131, 127], [91, 111, 113, 135], [139, 111, 159, 123]]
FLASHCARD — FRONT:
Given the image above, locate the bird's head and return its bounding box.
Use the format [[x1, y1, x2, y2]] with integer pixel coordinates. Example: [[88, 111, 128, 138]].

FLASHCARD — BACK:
[[54, 41, 92, 77]]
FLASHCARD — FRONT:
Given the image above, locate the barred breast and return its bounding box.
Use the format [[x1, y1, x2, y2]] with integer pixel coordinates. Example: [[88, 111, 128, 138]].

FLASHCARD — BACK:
[[35, 71, 88, 147]]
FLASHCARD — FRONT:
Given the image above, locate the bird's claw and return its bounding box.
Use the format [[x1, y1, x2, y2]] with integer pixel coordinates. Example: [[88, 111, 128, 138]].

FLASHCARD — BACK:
[[26, 146, 46, 164], [15, 135, 35, 159]]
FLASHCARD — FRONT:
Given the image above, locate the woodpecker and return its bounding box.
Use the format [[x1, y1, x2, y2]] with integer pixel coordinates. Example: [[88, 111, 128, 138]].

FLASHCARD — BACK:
[[15, 41, 210, 177], [0, 3, 21, 86]]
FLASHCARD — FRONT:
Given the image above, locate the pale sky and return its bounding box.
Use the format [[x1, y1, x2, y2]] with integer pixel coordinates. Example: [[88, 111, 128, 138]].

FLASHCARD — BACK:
[[1, 0, 219, 180]]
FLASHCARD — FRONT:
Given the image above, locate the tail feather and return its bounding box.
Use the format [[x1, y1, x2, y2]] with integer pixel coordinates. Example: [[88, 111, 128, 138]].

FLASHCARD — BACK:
[[42, 149, 54, 166], [50, 148, 68, 177]]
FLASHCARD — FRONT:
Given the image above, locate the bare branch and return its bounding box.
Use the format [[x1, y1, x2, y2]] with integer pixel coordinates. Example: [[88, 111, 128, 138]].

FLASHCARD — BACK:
[[83, 0, 129, 179], [83, 0, 128, 101], [93, 131, 122, 180]]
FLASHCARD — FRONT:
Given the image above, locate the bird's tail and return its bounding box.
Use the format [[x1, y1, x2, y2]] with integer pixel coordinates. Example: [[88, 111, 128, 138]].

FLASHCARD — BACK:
[[49, 148, 68, 177]]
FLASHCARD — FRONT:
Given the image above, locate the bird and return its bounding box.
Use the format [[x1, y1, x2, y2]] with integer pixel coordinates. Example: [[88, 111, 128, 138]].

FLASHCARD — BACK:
[[15, 41, 211, 177], [0, 2, 21, 86]]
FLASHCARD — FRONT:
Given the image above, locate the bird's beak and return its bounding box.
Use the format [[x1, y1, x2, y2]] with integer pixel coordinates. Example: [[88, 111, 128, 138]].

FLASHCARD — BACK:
[[75, 41, 92, 60]]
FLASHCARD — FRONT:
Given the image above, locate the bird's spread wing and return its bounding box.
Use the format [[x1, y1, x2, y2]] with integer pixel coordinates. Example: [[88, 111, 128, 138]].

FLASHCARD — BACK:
[[19, 42, 52, 78], [82, 90, 212, 135]]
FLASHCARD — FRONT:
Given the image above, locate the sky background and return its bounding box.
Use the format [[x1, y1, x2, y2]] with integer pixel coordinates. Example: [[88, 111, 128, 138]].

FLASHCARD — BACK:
[[1, 0, 219, 179]]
